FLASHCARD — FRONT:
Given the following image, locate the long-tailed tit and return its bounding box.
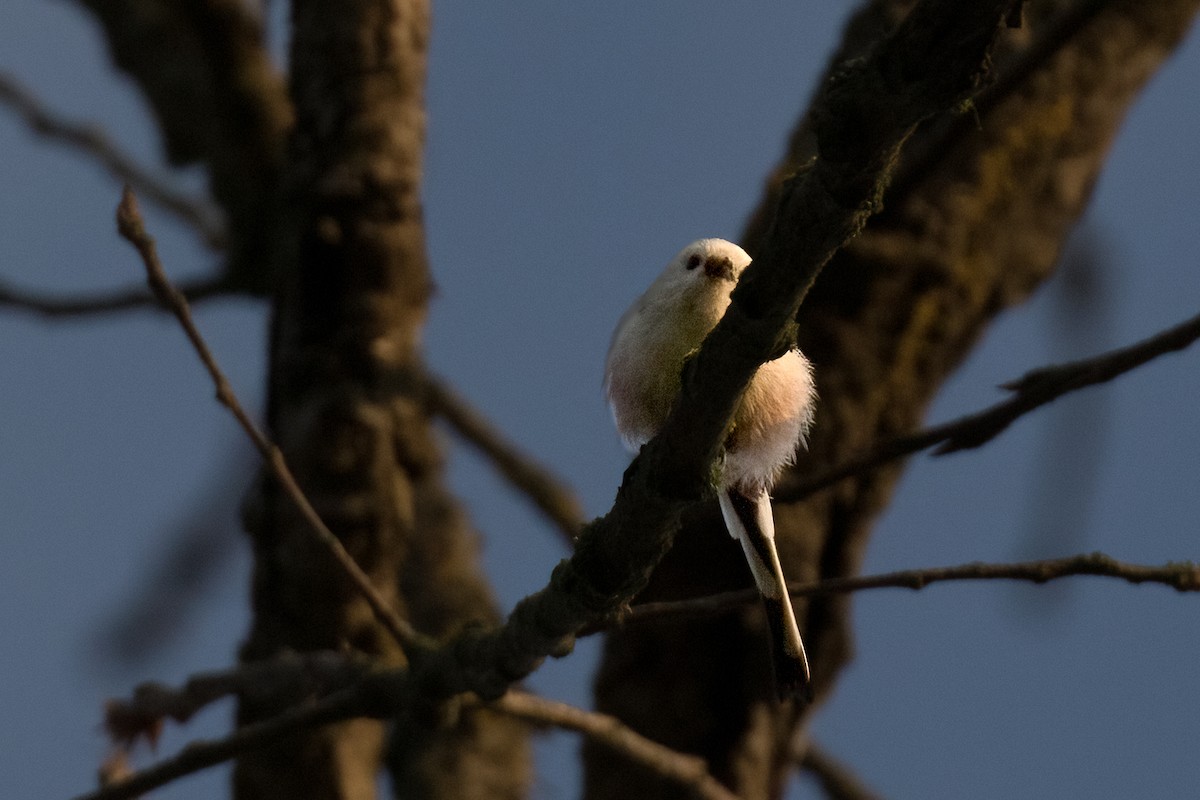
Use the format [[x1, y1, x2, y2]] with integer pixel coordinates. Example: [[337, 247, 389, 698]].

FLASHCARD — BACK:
[[604, 238, 816, 700]]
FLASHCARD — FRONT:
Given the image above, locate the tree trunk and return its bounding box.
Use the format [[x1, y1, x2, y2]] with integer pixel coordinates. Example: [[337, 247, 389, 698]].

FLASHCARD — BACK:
[[234, 1, 529, 798]]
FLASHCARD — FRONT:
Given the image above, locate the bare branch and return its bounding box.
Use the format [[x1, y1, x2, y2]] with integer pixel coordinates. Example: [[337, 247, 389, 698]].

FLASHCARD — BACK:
[[114, 187, 431, 656], [776, 309, 1200, 502], [97, 653, 737, 800], [77, 686, 368, 800], [614, 553, 1200, 630], [801, 742, 882, 800], [92, 545, 1200, 796], [491, 693, 740, 800], [102, 550, 1200, 736], [0, 275, 230, 318], [420, 371, 585, 544], [0, 73, 226, 247], [104, 651, 369, 746]]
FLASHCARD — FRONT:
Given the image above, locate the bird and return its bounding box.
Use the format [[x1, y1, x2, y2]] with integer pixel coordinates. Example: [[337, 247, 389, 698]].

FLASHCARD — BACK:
[[603, 237, 817, 701]]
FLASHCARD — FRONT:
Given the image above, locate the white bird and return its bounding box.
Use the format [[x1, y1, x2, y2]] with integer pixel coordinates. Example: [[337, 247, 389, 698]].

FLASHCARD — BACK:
[[604, 238, 817, 701]]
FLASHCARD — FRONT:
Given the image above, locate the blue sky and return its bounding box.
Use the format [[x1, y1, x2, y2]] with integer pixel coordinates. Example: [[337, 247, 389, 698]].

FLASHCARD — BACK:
[[2, 4, 1198, 798]]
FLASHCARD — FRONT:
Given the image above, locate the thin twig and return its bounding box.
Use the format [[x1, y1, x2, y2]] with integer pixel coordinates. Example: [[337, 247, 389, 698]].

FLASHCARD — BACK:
[[776, 310, 1200, 502], [421, 372, 585, 544], [75, 686, 367, 800], [0, 275, 229, 318], [487, 693, 741, 800], [613, 553, 1200, 630], [0, 73, 227, 248], [104, 651, 370, 746], [114, 187, 431, 656], [801, 741, 883, 800]]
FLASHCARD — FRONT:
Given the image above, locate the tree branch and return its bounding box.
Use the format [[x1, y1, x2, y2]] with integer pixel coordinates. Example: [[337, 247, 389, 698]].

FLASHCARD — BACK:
[[103, 651, 370, 746], [0, 275, 231, 318], [491, 693, 740, 800], [114, 187, 430, 656], [0, 73, 227, 247], [776, 309, 1200, 502], [89, 546, 1199, 796], [613, 553, 1200, 630], [95, 550, 1197, 800], [99, 658, 738, 800], [419, 370, 585, 544], [800, 742, 882, 800], [77, 686, 369, 800], [100, 551, 1199, 742]]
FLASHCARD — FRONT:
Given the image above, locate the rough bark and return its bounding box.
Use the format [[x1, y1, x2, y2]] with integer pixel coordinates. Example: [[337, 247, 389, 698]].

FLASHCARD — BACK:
[[234, 1, 528, 799], [584, 2, 1200, 798]]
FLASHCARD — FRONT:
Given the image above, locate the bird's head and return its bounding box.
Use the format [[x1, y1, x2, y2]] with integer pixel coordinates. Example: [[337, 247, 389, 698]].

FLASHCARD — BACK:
[[644, 238, 751, 313]]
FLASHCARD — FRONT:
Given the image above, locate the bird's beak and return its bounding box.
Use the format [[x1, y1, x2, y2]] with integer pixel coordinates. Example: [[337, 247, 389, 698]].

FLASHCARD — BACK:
[[704, 255, 735, 282]]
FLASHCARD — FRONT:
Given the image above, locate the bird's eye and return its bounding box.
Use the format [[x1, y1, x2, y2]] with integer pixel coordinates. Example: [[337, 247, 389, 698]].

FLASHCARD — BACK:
[[685, 254, 702, 271]]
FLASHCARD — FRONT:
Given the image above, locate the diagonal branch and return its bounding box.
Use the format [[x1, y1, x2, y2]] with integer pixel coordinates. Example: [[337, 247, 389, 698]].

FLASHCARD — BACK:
[[114, 187, 430, 657], [0, 73, 227, 247], [419, 370, 585, 544], [614, 553, 1200, 630], [492, 693, 740, 800], [800, 742, 882, 800], [776, 309, 1200, 502]]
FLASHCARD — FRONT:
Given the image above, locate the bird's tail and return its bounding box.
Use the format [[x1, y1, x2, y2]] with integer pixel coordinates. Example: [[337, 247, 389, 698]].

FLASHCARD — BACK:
[[719, 487, 812, 702]]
